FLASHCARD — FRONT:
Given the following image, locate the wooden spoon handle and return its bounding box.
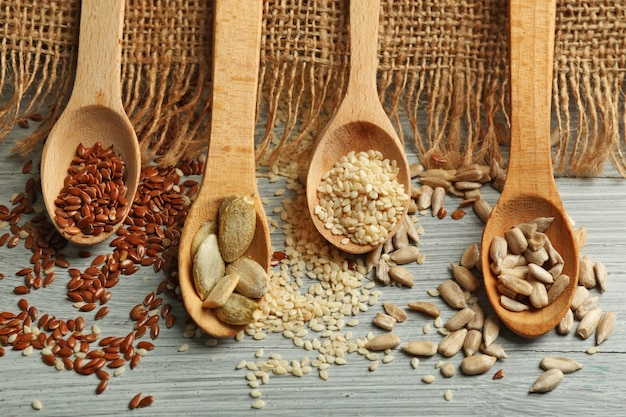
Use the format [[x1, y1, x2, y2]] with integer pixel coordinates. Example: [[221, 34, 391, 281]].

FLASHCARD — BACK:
[[346, 0, 381, 99], [68, 0, 126, 111], [507, 0, 557, 190], [201, 0, 263, 194]]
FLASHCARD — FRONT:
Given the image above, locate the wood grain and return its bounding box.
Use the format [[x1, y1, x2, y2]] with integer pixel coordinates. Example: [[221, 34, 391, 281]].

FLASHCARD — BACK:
[[1, 89, 626, 417]]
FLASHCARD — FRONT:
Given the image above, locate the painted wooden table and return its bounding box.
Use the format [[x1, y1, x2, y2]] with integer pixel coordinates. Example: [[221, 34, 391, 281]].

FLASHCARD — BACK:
[[0, 121, 624, 417]]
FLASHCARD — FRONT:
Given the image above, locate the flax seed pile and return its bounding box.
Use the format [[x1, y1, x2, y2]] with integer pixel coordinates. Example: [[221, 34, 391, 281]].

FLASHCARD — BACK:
[[0, 145, 204, 409], [0, 129, 616, 412]]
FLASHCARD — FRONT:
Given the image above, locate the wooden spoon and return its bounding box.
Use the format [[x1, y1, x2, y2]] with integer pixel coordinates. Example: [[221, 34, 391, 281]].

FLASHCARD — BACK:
[[480, 0, 579, 338], [178, 0, 270, 337], [306, 0, 411, 255], [40, 0, 141, 246]]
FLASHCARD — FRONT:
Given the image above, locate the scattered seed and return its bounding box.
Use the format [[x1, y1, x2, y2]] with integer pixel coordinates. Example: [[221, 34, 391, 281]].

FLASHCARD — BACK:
[[540, 356, 583, 374], [251, 399, 266, 409], [596, 311, 616, 345], [422, 374, 436, 384], [530, 369, 564, 393]]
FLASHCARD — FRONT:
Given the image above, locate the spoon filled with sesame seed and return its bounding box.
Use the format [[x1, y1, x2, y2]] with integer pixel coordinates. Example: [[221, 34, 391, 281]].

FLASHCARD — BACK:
[[306, 0, 411, 255], [480, 0, 579, 338], [40, 0, 141, 246], [178, 0, 271, 337]]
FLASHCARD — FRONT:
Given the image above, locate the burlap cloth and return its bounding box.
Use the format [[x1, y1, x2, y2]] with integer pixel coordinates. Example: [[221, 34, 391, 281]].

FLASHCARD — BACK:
[[1, 0, 625, 176]]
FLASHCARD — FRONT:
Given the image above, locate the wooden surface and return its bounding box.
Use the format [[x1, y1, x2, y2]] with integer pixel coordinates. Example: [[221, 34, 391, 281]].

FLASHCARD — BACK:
[[1, 115, 625, 417]]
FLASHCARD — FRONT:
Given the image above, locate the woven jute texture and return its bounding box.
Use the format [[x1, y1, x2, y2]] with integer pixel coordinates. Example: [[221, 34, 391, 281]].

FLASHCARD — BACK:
[[2, 0, 625, 176]]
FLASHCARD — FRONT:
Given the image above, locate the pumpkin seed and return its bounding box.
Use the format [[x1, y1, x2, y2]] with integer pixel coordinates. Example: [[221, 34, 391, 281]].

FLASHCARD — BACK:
[[191, 221, 217, 258], [214, 293, 259, 326], [226, 256, 269, 299], [202, 273, 240, 309], [192, 234, 225, 300], [218, 195, 256, 262]]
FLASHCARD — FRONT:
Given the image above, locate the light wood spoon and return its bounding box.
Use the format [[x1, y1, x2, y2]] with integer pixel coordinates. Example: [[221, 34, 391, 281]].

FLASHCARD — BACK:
[[306, 0, 411, 255], [178, 0, 270, 337], [40, 0, 141, 246], [480, 0, 579, 338]]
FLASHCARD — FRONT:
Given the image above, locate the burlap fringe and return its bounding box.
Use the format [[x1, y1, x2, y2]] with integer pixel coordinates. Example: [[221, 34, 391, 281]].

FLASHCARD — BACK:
[[2, 0, 626, 177]]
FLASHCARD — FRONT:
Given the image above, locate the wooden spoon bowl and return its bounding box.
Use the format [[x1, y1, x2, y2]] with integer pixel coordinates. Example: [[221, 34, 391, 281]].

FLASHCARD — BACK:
[[40, 0, 141, 246], [480, 0, 579, 338], [178, 0, 270, 338], [306, 0, 411, 255]]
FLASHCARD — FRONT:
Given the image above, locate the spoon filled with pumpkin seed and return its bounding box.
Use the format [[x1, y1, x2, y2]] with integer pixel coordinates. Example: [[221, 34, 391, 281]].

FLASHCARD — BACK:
[[480, 0, 579, 338], [178, 0, 270, 337]]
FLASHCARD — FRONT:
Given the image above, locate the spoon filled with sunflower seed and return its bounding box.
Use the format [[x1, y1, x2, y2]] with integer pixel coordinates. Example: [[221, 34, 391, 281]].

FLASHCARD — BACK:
[[480, 0, 579, 338], [177, 0, 271, 337]]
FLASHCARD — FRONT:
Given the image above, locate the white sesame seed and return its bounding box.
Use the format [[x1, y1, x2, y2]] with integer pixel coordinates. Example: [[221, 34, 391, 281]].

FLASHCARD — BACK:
[[251, 400, 265, 409]]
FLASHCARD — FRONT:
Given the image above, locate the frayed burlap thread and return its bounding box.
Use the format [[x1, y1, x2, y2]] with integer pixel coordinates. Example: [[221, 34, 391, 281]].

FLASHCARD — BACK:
[[0, 0, 211, 167], [2, 0, 626, 176]]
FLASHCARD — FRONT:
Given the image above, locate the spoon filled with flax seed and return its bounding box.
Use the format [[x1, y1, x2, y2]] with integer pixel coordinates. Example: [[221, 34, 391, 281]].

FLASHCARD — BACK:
[[177, 0, 271, 337], [40, 0, 141, 246], [306, 0, 411, 255], [480, 0, 579, 338]]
